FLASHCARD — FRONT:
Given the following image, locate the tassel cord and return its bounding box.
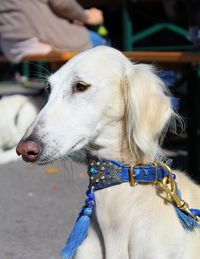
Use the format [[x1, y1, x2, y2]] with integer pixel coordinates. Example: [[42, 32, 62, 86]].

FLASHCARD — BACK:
[[61, 186, 95, 259]]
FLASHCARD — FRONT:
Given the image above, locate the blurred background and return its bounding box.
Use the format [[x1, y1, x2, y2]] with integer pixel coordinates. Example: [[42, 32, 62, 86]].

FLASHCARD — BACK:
[[0, 0, 199, 258]]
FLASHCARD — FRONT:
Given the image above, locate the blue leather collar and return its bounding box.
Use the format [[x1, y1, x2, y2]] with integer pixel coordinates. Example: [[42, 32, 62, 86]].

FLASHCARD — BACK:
[[88, 159, 174, 191]]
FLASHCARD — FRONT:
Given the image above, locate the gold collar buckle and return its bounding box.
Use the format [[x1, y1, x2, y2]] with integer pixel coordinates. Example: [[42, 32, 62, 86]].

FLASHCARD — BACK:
[[129, 164, 137, 186]]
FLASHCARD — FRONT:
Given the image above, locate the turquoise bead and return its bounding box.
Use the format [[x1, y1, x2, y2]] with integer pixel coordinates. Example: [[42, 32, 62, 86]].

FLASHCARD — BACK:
[[84, 207, 92, 216], [90, 167, 98, 174]]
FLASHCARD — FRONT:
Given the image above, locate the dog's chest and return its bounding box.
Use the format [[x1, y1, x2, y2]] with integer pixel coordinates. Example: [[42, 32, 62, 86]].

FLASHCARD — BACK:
[[94, 184, 158, 236], [94, 183, 183, 258]]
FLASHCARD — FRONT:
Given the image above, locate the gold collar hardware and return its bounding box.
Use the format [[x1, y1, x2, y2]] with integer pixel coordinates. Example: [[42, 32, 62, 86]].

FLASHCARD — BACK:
[[129, 164, 136, 186], [155, 161, 200, 222]]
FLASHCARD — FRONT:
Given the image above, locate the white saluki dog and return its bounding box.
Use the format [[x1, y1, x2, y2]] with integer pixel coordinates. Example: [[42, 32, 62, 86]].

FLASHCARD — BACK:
[[16, 47, 200, 259], [0, 95, 38, 164]]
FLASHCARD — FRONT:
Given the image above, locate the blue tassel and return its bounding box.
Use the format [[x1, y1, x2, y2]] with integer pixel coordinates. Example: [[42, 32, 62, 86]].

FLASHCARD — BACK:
[[175, 190, 200, 231], [61, 187, 95, 259], [61, 210, 91, 259], [175, 207, 200, 231]]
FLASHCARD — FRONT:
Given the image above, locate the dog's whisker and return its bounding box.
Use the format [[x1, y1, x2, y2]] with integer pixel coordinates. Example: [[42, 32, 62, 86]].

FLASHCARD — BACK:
[[84, 145, 94, 152], [27, 61, 51, 76], [31, 73, 50, 81], [84, 145, 97, 155], [60, 156, 75, 180]]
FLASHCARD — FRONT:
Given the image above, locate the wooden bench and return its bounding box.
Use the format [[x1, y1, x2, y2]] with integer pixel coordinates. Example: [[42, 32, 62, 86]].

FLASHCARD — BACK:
[[26, 51, 200, 63], [1, 51, 200, 79], [1, 51, 200, 63]]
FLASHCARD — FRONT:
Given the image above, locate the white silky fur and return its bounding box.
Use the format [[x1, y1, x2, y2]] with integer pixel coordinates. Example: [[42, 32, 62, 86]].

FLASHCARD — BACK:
[[0, 95, 38, 164], [22, 47, 200, 258]]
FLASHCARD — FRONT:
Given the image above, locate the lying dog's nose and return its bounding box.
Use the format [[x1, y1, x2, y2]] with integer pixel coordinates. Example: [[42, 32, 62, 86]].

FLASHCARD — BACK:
[[16, 140, 41, 162]]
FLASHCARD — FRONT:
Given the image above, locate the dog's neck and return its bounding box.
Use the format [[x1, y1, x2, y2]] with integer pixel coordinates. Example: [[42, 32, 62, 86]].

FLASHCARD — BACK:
[[88, 119, 150, 165]]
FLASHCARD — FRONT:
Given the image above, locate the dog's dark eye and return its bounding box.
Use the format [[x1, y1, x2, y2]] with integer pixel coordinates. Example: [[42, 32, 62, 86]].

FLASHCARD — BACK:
[[73, 81, 91, 93], [45, 82, 51, 94]]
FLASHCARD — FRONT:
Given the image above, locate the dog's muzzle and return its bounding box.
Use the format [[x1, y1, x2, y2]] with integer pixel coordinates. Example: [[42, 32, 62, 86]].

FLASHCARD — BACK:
[[16, 139, 42, 162]]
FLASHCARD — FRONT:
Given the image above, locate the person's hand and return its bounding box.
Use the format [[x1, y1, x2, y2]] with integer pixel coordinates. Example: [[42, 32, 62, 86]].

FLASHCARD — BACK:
[[85, 8, 104, 25]]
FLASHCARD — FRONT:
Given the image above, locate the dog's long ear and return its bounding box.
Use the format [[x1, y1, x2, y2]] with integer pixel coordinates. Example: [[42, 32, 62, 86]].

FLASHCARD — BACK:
[[123, 63, 173, 162]]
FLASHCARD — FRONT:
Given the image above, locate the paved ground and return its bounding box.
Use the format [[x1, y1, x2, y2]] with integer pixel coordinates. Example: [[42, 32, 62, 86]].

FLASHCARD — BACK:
[[0, 160, 88, 259]]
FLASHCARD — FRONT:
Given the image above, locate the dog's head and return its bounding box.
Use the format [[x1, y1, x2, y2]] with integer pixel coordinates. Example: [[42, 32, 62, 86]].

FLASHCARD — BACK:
[[16, 46, 174, 164]]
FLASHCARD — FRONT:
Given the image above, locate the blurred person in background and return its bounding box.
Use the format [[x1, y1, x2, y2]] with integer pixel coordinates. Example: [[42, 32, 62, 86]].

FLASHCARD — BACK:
[[159, 0, 200, 48], [0, 0, 105, 63], [184, 0, 200, 48]]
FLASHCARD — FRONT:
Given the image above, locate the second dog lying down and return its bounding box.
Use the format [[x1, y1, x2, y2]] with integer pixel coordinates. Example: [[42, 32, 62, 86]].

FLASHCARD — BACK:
[[16, 47, 200, 259], [0, 95, 38, 164]]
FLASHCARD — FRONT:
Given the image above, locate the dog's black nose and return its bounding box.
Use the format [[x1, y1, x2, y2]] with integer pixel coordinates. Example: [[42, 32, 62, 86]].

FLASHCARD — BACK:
[[16, 140, 42, 162]]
